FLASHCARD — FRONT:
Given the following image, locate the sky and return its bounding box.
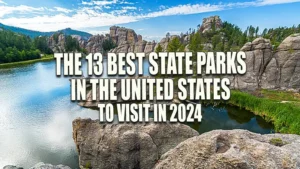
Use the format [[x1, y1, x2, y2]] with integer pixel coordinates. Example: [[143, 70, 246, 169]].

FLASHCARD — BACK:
[[0, 0, 299, 40]]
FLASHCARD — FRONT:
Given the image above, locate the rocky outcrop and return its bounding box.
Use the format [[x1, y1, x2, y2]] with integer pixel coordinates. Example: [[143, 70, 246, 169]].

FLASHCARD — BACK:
[[72, 118, 198, 169], [231, 34, 300, 91], [109, 26, 158, 54], [200, 15, 223, 33], [3, 163, 71, 169], [48, 33, 66, 53], [231, 38, 273, 90], [85, 34, 110, 53], [72, 35, 87, 49], [274, 33, 300, 90], [144, 41, 156, 55], [110, 26, 138, 46], [155, 130, 300, 169]]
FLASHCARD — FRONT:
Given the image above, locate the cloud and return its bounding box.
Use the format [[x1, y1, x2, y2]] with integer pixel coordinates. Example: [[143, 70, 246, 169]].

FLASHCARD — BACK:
[[141, 4, 223, 18], [0, 0, 6, 4], [257, 0, 300, 5], [0, 0, 299, 32], [88, 30, 109, 35], [82, 0, 117, 6], [54, 7, 73, 13], [0, 5, 45, 17], [122, 6, 137, 10]]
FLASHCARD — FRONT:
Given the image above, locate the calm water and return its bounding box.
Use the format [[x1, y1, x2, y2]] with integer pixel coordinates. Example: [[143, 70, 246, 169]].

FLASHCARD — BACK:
[[0, 60, 274, 168]]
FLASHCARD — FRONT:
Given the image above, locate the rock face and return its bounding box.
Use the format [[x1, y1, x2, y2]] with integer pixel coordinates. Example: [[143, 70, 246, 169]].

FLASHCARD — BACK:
[[110, 26, 138, 46], [274, 33, 300, 90], [231, 34, 300, 91], [48, 33, 66, 53], [200, 16, 223, 33], [155, 130, 300, 169], [85, 34, 110, 53], [72, 118, 198, 169], [72, 35, 87, 49], [109, 26, 157, 54], [3, 163, 71, 169]]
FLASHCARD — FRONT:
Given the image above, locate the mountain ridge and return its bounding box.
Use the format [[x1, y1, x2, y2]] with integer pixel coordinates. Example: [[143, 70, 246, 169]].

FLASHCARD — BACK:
[[0, 23, 92, 39]]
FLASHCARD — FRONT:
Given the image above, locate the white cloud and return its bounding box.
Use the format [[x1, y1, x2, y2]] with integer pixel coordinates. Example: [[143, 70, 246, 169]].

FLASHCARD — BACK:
[[0, 5, 44, 17], [54, 7, 73, 13], [0, 0, 299, 32], [0, 0, 6, 4], [122, 6, 137, 10], [82, 0, 117, 6], [141, 4, 223, 18], [257, 0, 300, 5], [88, 30, 109, 35], [143, 35, 164, 41]]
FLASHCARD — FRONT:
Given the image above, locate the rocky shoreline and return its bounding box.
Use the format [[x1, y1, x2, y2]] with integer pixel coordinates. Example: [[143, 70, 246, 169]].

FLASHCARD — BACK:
[[4, 118, 300, 169]]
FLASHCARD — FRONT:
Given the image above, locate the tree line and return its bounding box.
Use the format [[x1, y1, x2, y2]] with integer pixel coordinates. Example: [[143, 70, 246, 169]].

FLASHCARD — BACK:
[[161, 20, 300, 56]]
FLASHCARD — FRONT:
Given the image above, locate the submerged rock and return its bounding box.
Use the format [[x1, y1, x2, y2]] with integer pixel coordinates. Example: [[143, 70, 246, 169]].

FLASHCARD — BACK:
[[72, 118, 198, 169], [155, 130, 300, 169]]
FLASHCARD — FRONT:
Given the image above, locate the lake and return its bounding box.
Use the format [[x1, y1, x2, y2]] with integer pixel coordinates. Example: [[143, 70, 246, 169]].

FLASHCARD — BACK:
[[0, 60, 274, 168]]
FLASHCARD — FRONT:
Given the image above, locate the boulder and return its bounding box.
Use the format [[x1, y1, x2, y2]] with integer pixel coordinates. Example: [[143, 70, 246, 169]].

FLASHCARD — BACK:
[[72, 118, 198, 169], [155, 130, 300, 169]]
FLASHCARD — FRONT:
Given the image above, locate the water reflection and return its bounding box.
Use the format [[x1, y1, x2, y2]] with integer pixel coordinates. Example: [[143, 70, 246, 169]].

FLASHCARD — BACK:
[[0, 60, 274, 168], [187, 104, 274, 134]]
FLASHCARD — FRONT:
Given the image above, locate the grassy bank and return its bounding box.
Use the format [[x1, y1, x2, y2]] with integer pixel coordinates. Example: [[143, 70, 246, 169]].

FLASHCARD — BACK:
[[229, 90, 300, 134], [0, 54, 54, 69]]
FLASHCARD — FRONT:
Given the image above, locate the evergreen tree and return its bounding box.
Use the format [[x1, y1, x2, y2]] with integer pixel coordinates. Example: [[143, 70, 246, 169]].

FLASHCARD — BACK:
[[167, 37, 182, 52]]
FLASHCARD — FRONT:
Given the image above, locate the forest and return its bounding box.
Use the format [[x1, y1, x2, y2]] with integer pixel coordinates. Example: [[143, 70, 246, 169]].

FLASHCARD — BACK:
[[161, 20, 300, 56], [0, 30, 41, 63]]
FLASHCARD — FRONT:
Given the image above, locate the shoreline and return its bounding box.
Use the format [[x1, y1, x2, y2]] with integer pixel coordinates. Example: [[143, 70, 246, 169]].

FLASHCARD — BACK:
[[228, 90, 300, 135], [0, 55, 54, 69]]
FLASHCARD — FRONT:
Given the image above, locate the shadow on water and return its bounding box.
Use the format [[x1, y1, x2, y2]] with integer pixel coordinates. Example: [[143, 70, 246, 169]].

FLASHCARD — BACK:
[[186, 104, 275, 134]]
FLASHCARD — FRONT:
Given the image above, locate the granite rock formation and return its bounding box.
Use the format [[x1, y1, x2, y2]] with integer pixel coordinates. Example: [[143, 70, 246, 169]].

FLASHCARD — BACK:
[[231, 34, 300, 91], [200, 15, 223, 33], [72, 118, 198, 169], [155, 130, 300, 169]]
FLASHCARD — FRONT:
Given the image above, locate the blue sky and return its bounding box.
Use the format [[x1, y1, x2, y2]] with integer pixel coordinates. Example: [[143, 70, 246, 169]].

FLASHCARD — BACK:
[[0, 0, 299, 40]]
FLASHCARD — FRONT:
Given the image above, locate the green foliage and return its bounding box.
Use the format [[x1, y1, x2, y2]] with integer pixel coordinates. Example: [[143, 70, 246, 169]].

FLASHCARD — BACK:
[[263, 26, 300, 48], [185, 20, 300, 53], [0, 29, 41, 63], [102, 38, 117, 52], [229, 90, 300, 135], [0, 54, 53, 69], [65, 35, 81, 52], [85, 161, 92, 169], [269, 138, 287, 147], [34, 36, 53, 54], [167, 37, 182, 52], [155, 43, 163, 53]]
